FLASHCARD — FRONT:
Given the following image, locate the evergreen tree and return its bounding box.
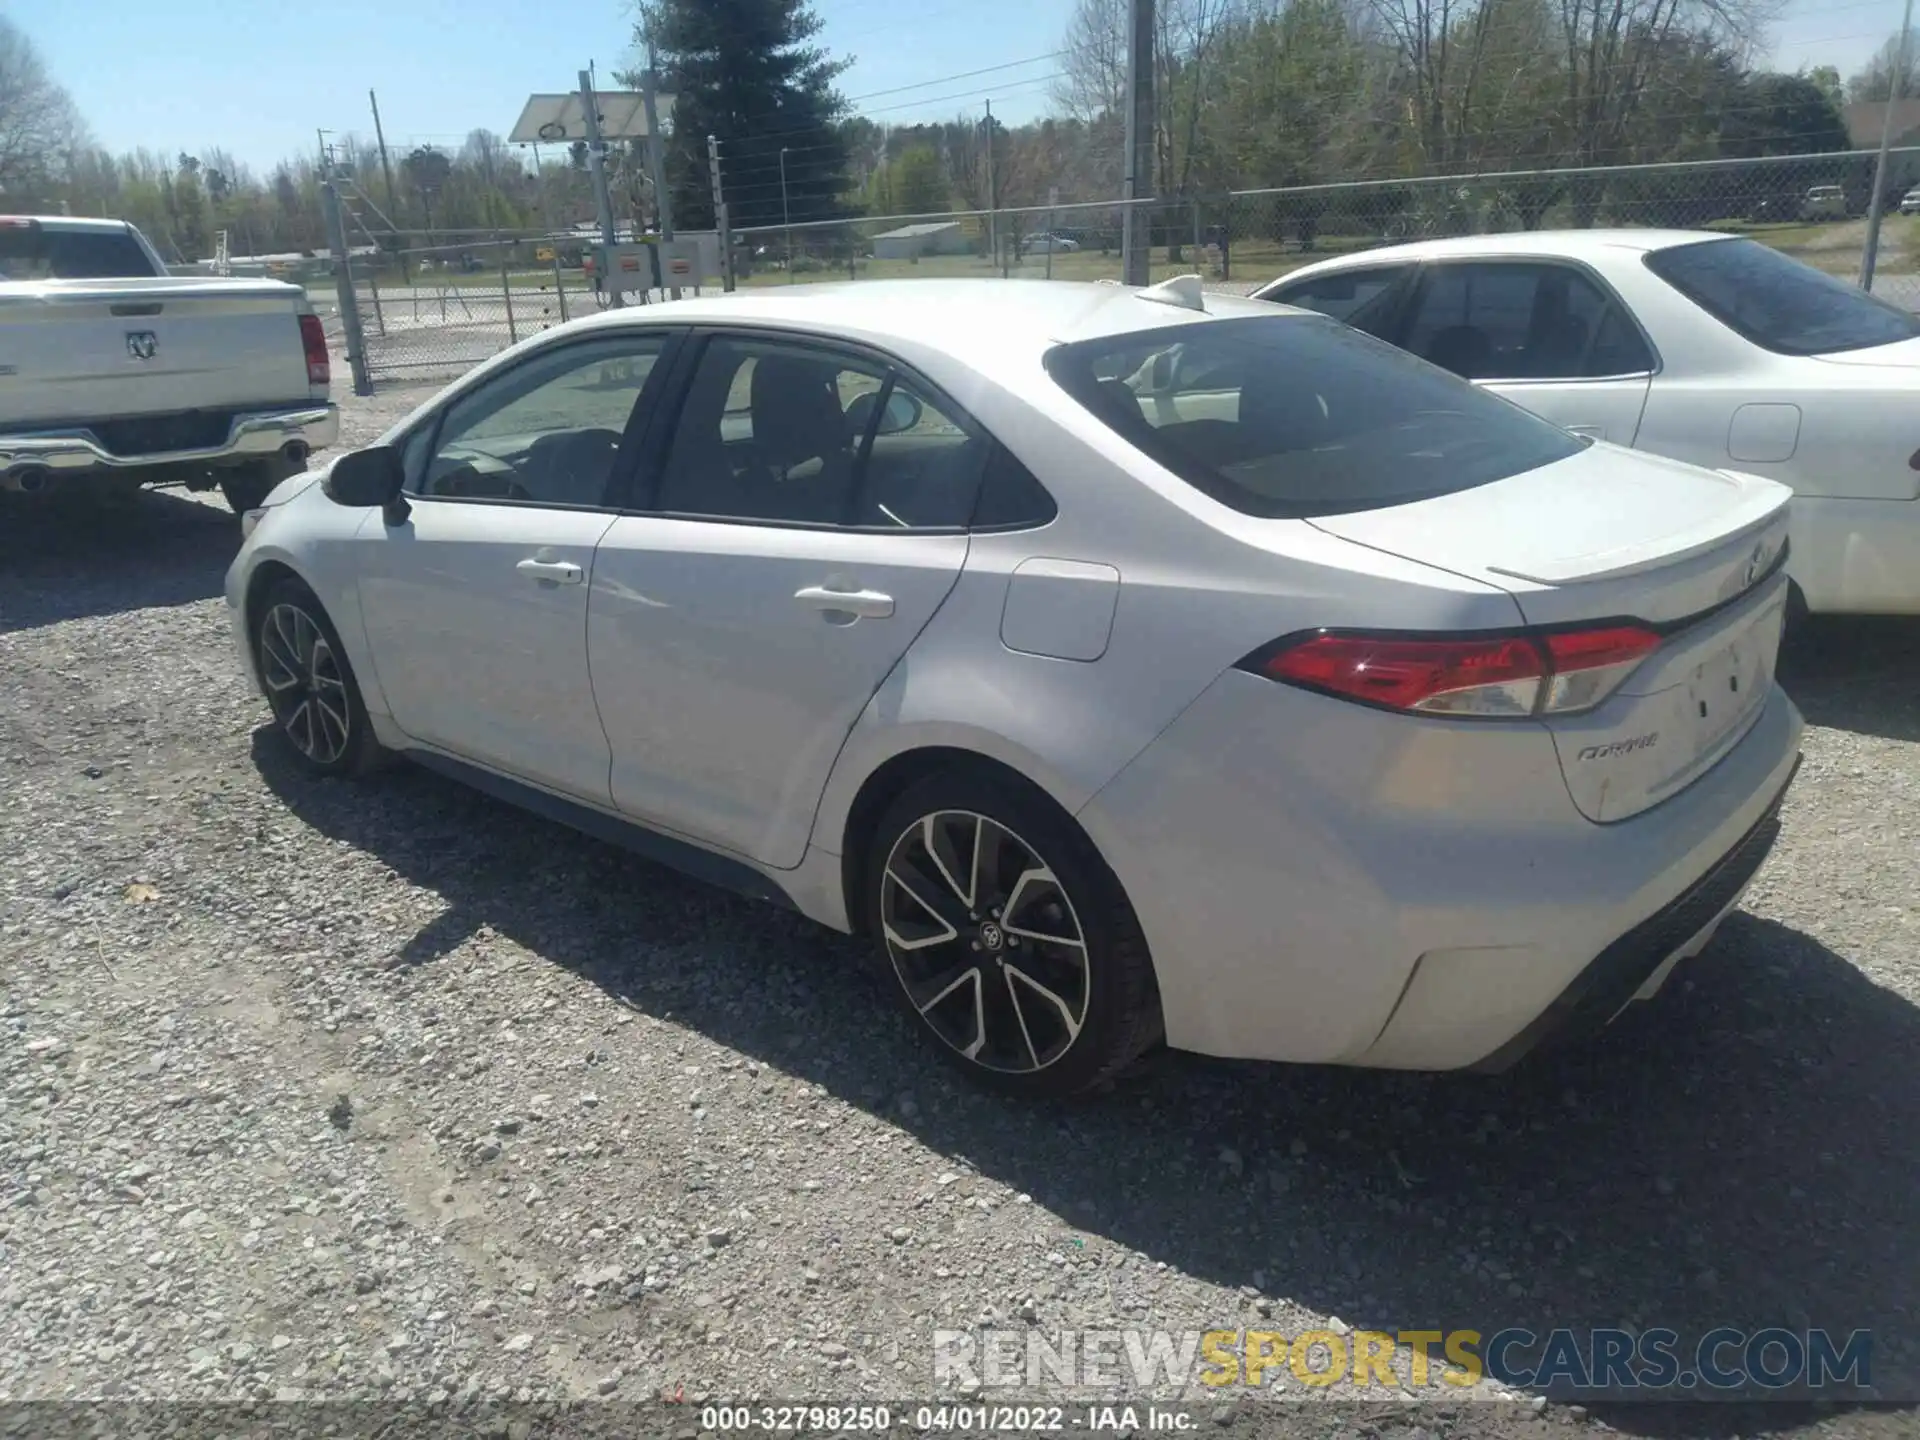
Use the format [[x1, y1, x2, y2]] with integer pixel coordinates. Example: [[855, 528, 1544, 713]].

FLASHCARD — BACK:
[[631, 0, 851, 231]]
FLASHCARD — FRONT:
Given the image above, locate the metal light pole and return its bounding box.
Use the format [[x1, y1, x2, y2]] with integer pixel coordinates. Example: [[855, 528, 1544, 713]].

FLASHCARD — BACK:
[[1862, 0, 1917, 292], [780, 147, 793, 282], [984, 100, 998, 273], [641, 36, 676, 301], [1120, 0, 1156, 286]]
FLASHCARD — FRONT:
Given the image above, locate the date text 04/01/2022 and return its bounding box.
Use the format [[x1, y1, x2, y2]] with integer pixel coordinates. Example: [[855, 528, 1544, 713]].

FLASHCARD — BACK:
[[697, 1403, 1201, 1432]]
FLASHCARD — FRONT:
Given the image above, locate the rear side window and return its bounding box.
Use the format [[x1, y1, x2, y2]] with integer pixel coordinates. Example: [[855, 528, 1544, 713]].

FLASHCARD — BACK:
[[1646, 237, 1920, 356], [0, 223, 158, 280], [1045, 314, 1586, 519]]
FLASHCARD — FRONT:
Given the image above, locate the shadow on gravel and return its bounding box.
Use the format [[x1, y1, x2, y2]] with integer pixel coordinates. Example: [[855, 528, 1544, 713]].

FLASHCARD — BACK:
[[1778, 616, 1920, 744], [254, 738, 1918, 1436], [0, 489, 235, 634]]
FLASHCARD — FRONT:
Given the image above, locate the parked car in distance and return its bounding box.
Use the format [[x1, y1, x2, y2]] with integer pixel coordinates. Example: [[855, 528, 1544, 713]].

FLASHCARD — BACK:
[[229, 277, 1801, 1097], [1254, 229, 1920, 616], [1801, 185, 1848, 220], [1022, 233, 1080, 253], [0, 215, 336, 514], [1900, 187, 1920, 216]]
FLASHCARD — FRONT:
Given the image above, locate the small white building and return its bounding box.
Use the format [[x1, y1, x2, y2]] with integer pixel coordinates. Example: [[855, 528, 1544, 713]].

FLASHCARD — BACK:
[[871, 221, 969, 260]]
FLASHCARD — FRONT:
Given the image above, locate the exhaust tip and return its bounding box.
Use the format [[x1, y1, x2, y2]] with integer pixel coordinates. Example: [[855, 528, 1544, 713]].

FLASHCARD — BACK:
[[282, 441, 311, 466], [2, 466, 54, 495]]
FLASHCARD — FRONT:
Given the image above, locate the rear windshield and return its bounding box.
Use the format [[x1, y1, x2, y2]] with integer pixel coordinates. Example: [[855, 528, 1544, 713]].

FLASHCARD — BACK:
[[1044, 313, 1586, 518], [1645, 237, 1920, 356], [0, 223, 158, 280]]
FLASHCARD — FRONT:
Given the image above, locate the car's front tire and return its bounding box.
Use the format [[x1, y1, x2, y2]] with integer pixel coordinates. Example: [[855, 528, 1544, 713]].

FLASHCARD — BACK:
[[253, 578, 386, 778], [863, 768, 1163, 1099]]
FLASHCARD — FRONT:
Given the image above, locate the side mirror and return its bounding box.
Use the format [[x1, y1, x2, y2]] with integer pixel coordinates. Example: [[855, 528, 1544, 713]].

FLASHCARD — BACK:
[[1148, 350, 1178, 393], [877, 388, 923, 436], [322, 445, 407, 522]]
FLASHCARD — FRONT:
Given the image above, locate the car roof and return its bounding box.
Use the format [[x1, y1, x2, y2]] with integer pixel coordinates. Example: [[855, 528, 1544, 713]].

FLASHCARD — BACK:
[[558, 278, 1295, 362], [0, 215, 133, 233], [1275, 228, 1730, 274]]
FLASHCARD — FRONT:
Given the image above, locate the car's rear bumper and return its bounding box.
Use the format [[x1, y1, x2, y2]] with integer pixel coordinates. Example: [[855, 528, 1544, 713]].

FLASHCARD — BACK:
[[1463, 752, 1795, 1072], [0, 404, 338, 479], [1076, 672, 1804, 1071], [1789, 494, 1920, 614]]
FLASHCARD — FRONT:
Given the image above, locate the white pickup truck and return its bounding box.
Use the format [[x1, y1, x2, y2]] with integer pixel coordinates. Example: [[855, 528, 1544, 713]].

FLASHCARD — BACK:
[[0, 214, 338, 516]]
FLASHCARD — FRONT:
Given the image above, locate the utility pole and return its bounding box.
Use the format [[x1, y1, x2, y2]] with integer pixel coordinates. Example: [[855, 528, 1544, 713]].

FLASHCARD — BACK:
[[579, 66, 624, 308], [708, 134, 735, 291], [1120, 0, 1155, 286], [640, 35, 677, 300], [367, 90, 410, 285], [1862, 0, 1917, 290], [321, 180, 372, 396], [984, 100, 998, 272], [780, 147, 794, 281]]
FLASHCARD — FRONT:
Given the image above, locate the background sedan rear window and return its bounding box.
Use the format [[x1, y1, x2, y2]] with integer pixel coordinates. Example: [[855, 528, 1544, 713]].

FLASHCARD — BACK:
[[1646, 237, 1920, 356]]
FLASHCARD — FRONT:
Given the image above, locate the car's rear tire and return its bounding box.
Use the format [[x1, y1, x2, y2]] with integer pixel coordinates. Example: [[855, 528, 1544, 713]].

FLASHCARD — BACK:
[[863, 768, 1163, 1099], [253, 578, 387, 778], [221, 455, 305, 517]]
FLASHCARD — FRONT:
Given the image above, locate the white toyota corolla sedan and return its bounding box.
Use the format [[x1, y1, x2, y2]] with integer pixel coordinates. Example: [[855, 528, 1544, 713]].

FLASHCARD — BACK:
[[1254, 230, 1920, 616], [227, 277, 1804, 1097]]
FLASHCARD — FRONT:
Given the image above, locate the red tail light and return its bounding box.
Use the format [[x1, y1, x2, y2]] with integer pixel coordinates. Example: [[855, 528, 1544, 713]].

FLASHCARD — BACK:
[[1246, 624, 1661, 719], [298, 313, 331, 387]]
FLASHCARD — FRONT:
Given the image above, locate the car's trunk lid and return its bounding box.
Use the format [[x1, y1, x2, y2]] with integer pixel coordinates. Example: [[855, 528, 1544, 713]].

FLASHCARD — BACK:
[[1309, 443, 1793, 822], [0, 277, 314, 428], [1807, 334, 1920, 368]]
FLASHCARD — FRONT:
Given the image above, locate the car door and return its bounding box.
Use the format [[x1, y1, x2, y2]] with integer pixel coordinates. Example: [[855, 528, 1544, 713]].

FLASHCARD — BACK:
[[354, 331, 680, 802], [588, 330, 987, 868], [1392, 259, 1656, 444]]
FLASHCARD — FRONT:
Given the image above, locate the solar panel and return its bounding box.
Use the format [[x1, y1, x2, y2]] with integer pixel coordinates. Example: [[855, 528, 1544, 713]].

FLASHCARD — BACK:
[[508, 92, 669, 144]]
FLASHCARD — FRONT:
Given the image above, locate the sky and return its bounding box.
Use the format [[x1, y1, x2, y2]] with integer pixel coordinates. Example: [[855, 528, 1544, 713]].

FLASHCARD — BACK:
[[8, 0, 1912, 178]]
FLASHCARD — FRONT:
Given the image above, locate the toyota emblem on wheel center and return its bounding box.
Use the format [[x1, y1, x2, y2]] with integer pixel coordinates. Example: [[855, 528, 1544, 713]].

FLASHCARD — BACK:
[[125, 331, 158, 361]]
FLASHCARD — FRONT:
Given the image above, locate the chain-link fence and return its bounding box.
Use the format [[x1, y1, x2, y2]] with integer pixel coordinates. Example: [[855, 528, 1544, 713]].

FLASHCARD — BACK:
[[350, 231, 614, 386], [325, 147, 1920, 391]]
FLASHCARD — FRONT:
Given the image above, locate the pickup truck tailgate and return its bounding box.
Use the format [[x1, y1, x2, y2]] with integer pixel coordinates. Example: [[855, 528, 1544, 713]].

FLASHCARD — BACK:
[[0, 277, 315, 427]]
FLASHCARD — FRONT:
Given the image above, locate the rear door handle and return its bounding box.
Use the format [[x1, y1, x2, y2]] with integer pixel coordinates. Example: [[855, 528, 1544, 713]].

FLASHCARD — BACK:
[[794, 584, 894, 619], [517, 558, 584, 585]]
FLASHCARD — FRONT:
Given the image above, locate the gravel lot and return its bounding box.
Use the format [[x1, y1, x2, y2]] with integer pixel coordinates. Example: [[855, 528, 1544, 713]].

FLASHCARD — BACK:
[[2, 386, 1917, 1439]]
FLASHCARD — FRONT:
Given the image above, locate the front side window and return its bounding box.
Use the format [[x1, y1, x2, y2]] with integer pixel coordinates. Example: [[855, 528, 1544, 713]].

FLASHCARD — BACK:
[[1266, 266, 1408, 330], [654, 336, 991, 529], [1046, 314, 1586, 519], [411, 336, 669, 505], [1645, 236, 1920, 356], [1400, 262, 1654, 380]]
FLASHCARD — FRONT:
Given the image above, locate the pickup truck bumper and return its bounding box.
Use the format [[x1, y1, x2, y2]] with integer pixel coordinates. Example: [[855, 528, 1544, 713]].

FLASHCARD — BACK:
[[0, 404, 339, 479]]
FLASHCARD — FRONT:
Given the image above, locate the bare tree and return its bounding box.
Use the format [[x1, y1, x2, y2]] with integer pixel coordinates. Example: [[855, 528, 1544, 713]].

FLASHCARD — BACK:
[[1055, 0, 1130, 122], [1847, 27, 1920, 105], [0, 17, 87, 202], [1554, 0, 1776, 177]]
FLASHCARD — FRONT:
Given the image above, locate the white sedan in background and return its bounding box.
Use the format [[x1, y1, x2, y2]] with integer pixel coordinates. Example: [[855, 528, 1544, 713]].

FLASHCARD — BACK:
[[228, 277, 1801, 1097], [1254, 230, 1920, 615]]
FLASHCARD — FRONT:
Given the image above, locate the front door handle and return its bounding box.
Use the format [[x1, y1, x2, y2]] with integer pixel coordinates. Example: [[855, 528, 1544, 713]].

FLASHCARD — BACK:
[[517, 558, 584, 585], [794, 584, 894, 619]]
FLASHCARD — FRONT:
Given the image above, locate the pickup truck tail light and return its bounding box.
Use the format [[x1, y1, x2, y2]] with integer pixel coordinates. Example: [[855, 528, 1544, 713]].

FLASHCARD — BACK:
[[299, 314, 331, 387]]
